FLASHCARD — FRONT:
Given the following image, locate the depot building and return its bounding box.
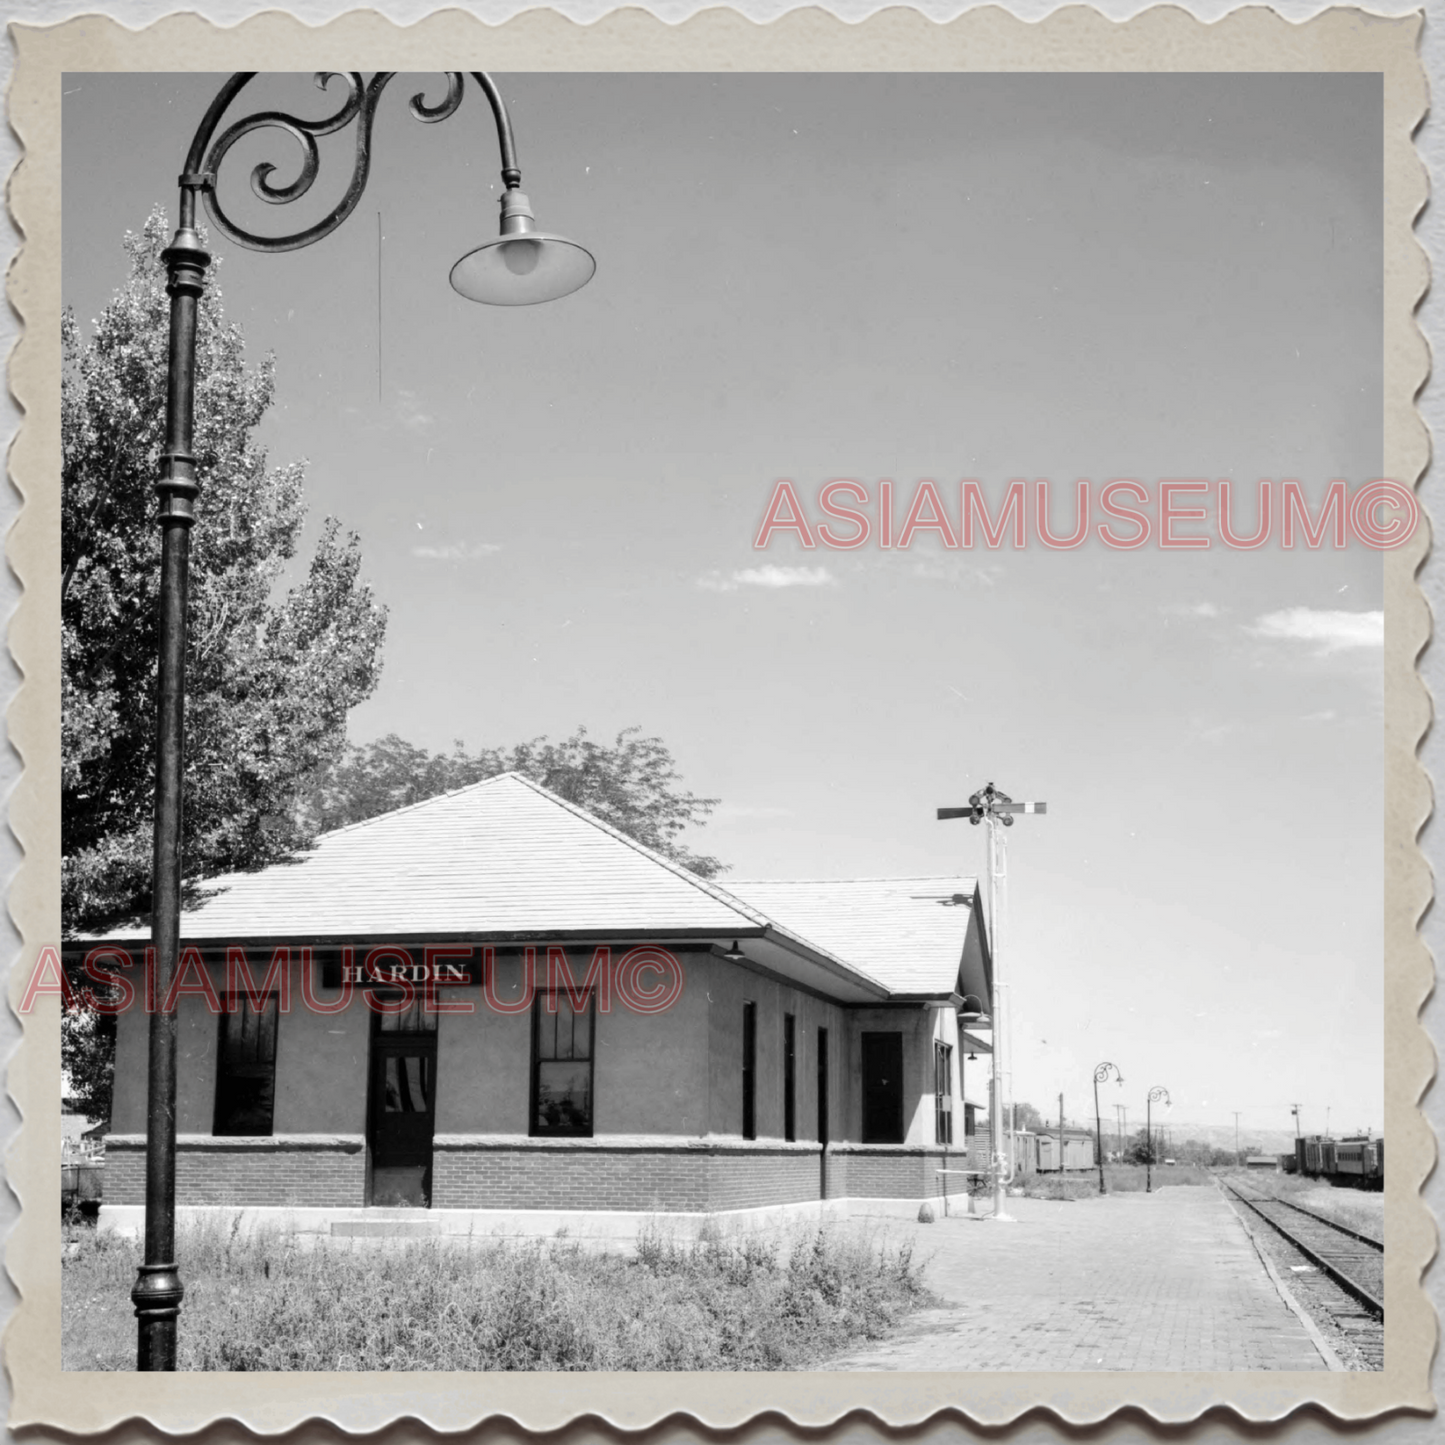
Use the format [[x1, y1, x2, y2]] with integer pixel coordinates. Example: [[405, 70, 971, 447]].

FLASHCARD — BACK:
[[76, 773, 992, 1238]]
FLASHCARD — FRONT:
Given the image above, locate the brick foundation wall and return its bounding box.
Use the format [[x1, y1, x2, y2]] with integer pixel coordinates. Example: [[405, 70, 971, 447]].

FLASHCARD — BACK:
[[104, 1136, 956, 1213], [706, 1147, 821, 1211], [104, 1136, 365, 1208], [433, 1140, 824, 1212], [827, 1145, 962, 1199]]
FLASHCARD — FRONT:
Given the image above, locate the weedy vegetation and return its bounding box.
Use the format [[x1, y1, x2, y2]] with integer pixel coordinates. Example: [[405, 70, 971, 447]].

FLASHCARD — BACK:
[[1019, 1163, 1214, 1200], [62, 1214, 930, 1371]]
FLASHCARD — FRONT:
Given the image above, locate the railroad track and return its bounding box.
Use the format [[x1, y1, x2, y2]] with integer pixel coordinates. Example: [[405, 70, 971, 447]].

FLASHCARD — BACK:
[[1224, 1181, 1383, 1370]]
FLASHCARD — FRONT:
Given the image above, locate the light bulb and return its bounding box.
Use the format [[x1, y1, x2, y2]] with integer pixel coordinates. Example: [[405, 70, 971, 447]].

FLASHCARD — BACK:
[[502, 239, 542, 276]]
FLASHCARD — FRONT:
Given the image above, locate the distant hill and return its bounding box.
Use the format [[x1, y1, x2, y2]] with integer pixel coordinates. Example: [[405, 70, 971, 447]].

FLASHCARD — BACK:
[[1031, 1119, 1378, 1157]]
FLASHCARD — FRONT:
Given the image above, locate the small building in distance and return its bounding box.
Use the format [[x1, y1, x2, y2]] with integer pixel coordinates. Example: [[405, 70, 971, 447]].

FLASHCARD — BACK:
[[74, 773, 994, 1240], [1011, 1127, 1096, 1175]]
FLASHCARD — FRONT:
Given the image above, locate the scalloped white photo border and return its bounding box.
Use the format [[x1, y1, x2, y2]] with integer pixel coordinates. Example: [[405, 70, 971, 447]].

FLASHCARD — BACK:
[[3, 4, 1435, 1435]]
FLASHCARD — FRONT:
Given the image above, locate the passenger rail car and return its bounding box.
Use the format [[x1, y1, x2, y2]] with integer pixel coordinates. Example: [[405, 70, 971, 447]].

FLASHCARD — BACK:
[[1294, 1134, 1384, 1191]]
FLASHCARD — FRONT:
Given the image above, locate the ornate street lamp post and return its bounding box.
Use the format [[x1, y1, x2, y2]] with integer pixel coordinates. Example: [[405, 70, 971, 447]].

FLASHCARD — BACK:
[[1145, 1085, 1170, 1194], [1092, 1062, 1123, 1195], [132, 71, 594, 1371]]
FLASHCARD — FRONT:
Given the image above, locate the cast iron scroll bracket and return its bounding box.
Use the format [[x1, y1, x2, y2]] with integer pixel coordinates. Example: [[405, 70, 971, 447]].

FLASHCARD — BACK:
[[177, 71, 522, 253]]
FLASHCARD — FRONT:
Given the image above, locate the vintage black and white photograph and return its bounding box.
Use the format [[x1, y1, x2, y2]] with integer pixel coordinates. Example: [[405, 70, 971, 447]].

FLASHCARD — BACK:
[[13, 6, 1427, 1424]]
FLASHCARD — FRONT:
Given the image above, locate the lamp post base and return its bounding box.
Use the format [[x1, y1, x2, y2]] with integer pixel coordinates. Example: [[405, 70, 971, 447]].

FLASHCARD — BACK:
[[132, 1262, 184, 1371]]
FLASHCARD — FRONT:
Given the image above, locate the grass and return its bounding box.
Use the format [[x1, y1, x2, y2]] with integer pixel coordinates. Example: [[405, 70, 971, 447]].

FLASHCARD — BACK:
[[1221, 1168, 1384, 1242], [62, 1214, 931, 1371], [1017, 1163, 1214, 1200]]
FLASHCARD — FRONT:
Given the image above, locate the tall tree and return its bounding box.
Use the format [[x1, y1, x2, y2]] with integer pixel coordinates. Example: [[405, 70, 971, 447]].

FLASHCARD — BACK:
[[309, 725, 725, 878], [62, 210, 388, 936], [1012, 1101, 1046, 1134]]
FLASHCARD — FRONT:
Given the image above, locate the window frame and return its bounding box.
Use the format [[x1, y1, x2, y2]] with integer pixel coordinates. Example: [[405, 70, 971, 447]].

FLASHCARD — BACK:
[[213, 992, 280, 1138], [529, 989, 597, 1138]]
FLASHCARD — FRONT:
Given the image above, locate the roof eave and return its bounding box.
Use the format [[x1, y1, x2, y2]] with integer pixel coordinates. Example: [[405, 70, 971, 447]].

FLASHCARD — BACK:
[[759, 924, 892, 1001]]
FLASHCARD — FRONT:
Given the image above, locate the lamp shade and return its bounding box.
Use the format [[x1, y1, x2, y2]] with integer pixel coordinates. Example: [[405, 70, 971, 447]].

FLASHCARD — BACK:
[[450, 188, 595, 305], [450, 233, 595, 305]]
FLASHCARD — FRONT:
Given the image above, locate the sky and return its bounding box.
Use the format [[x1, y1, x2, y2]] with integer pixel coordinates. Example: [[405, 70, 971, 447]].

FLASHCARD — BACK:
[[63, 71, 1385, 1136]]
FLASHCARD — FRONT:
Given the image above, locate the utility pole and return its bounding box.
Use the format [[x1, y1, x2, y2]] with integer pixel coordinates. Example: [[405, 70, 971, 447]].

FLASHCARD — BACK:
[[938, 782, 1046, 1223], [1291, 1103, 1302, 1142], [1058, 1091, 1065, 1173], [1114, 1102, 1125, 1161], [1233, 1111, 1242, 1168]]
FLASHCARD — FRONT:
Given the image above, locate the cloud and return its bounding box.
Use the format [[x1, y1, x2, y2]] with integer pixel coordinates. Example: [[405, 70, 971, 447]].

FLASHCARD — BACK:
[[412, 542, 503, 560], [697, 565, 836, 593], [911, 560, 1002, 587], [1163, 601, 1220, 618], [1247, 608, 1384, 653]]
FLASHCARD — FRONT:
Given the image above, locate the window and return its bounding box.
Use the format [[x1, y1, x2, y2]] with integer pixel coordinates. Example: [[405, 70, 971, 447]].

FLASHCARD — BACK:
[[214, 995, 279, 1136], [783, 1013, 796, 1142], [935, 1041, 954, 1145], [742, 1002, 757, 1140], [531, 992, 594, 1136], [374, 994, 438, 1035]]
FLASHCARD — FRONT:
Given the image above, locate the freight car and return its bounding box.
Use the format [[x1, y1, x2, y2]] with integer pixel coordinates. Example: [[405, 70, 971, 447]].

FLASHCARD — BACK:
[[1294, 1133, 1384, 1191]]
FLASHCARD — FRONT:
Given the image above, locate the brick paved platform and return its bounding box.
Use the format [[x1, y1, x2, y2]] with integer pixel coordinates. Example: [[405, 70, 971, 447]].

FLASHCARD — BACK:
[[827, 1185, 1331, 1370]]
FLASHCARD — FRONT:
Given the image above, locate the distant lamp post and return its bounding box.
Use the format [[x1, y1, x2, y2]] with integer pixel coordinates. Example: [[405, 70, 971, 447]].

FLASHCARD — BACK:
[[1145, 1085, 1170, 1193], [132, 70, 594, 1373], [1092, 1062, 1123, 1195], [1291, 1103, 1302, 1141]]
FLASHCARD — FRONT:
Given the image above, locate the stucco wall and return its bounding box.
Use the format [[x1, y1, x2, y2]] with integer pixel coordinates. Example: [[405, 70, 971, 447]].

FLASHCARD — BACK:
[[104, 947, 953, 1208], [702, 955, 848, 1142], [109, 972, 222, 1135], [843, 1006, 939, 1145], [593, 947, 709, 1135], [433, 953, 531, 1135], [275, 960, 368, 1134]]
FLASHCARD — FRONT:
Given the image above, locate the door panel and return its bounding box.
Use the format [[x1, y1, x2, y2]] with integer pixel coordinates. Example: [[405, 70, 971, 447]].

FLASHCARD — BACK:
[[861, 1031, 904, 1144], [369, 1040, 437, 1207]]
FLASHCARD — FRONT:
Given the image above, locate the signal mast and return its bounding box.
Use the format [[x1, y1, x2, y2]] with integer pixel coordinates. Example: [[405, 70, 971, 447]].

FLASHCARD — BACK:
[[938, 781, 1046, 1222]]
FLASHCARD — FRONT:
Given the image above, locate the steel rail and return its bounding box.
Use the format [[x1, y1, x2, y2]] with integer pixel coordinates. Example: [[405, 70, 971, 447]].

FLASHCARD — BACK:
[[1246, 1187, 1383, 1251], [1226, 1183, 1384, 1318]]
